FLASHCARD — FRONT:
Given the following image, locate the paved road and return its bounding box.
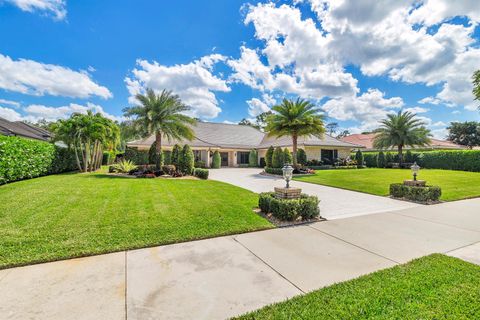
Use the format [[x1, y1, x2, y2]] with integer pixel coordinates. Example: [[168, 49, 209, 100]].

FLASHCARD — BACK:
[[209, 168, 420, 219], [1, 198, 479, 320]]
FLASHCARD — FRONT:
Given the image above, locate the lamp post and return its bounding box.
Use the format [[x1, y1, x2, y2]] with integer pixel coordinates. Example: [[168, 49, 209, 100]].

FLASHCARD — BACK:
[[282, 164, 294, 188], [411, 162, 420, 181]]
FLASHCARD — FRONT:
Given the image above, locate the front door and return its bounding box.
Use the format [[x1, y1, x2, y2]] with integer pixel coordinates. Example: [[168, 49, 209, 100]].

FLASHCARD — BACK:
[[220, 152, 229, 167]]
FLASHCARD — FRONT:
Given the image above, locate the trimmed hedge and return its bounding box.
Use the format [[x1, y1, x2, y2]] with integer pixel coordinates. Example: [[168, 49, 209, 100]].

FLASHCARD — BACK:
[[193, 168, 209, 179], [211, 150, 221, 169], [264, 167, 284, 175], [390, 183, 442, 202], [258, 192, 320, 221], [360, 150, 480, 172], [0, 136, 77, 184], [125, 147, 149, 165]]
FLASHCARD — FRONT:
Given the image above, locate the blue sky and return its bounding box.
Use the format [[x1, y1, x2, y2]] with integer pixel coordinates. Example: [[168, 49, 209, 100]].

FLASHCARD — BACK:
[[0, 0, 479, 138]]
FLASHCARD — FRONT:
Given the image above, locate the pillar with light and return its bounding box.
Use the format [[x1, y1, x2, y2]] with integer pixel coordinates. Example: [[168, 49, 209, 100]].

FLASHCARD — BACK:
[[282, 164, 294, 188], [411, 162, 420, 181]]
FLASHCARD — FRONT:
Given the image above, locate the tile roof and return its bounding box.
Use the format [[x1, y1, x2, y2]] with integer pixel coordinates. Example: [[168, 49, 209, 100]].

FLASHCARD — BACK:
[[340, 133, 466, 150], [127, 121, 361, 149], [0, 117, 52, 141]]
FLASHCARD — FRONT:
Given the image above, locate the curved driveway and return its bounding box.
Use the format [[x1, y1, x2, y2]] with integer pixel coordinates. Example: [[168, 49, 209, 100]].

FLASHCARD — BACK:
[[209, 168, 420, 219]]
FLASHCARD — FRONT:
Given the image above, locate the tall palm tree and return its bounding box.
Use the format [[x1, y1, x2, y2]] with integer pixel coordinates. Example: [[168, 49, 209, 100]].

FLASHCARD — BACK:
[[123, 88, 196, 169], [265, 98, 325, 166], [373, 111, 431, 164]]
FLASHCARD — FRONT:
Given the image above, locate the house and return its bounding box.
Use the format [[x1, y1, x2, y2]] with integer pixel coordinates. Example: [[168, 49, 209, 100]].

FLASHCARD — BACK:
[[126, 122, 362, 167], [340, 133, 466, 151], [0, 117, 52, 141]]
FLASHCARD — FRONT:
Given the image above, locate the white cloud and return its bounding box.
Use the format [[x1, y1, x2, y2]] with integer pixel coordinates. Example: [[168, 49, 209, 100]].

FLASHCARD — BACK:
[[0, 98, 20, 108], [404, 106, 429, 114], [0, 102, 122, 123], [0, 106, 23, 121], [322, 89, 404, 132], [5, 0, 66, 20], [0, 53, 112, 99], [418, 96, 441, 105], [126, 54, 230, 119], [246, 93, 276, 117]]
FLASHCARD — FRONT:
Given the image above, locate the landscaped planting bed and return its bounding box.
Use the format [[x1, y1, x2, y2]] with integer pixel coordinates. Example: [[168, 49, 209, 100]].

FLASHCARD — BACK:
[[0, 171, 272, 269], [235, 254, 480, 319], [294, 168, 480, 201]]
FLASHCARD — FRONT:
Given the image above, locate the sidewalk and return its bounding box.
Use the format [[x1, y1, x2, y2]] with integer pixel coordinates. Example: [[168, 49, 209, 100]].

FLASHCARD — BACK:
[[1, 198, 480, 320]]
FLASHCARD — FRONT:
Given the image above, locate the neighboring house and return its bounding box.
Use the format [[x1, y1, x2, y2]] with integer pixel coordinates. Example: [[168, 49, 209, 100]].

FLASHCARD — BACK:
[[0, 117, 52, 141], [126, 122, 362, 167], [340, 133, 466, 151]]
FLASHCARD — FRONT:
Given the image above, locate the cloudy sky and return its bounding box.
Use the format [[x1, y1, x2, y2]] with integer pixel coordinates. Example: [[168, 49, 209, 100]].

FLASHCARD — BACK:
[[1, 0, 479, 138]]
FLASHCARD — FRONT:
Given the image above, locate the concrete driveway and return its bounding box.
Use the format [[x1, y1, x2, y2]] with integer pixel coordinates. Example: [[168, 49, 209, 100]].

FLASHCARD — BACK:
[[2, 199, 480, 320], [209, 168, 420, 219]]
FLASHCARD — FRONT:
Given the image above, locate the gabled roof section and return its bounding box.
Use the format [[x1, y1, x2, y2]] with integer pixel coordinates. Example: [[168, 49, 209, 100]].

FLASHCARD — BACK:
[[127, 121, 362, 149], [0, 117, 52, 141]]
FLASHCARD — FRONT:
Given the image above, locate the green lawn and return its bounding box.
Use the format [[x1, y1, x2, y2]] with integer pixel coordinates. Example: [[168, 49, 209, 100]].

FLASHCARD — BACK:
[[294, 168, 480, 201], [0, 172, 272, 269], [236, 254, 480, 319]]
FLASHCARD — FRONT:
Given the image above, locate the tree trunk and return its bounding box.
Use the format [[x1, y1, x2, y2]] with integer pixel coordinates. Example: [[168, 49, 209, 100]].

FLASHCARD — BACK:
[[72, 138, 82, 171], [398, 145, 403, 166], [155, 131, 162, 170], [292, 133, 298, 166]]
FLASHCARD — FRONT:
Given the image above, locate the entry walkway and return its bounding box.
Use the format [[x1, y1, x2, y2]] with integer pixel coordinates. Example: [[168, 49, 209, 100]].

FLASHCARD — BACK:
[[209, 168, 419, 219], [1, 198, 480, 319]]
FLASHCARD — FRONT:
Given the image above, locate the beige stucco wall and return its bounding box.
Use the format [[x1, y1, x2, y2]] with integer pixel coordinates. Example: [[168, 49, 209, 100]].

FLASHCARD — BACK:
[[304, 146, 352, 160]]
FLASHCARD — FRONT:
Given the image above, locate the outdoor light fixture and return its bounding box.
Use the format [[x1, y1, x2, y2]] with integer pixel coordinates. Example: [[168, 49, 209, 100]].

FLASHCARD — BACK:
[[411, 162, 420, 181], [282, 164, 294, 188]]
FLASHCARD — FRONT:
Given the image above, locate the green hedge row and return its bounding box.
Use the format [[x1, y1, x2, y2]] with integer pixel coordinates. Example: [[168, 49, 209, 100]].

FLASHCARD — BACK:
[[258, 192, 320, 221], [193, 168, 209, 179], [361, 150, 480, 172], [0, 136, 77, 184], [390, 183, 441, 202]]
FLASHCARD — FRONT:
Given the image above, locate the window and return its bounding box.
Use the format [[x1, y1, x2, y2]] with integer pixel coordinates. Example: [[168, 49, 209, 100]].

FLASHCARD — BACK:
[[237, 152, 249, 165], [193, 150, 202, 162]]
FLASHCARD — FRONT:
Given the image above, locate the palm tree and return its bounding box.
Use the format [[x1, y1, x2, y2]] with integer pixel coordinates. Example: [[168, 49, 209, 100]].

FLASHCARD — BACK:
[[373, 111, 431, 164], [265, 98, 325, 166], [123, 88, 196, 169]]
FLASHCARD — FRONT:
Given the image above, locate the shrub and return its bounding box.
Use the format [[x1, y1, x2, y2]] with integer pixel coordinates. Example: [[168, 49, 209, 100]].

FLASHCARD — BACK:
[[171, 144, 182, 168], [163, 151, 172, 165], [377, 151, 386, 168], [102, 150, 116, 165], [248, 149, 258, 167], [211, 150, 221, 168], [112, 159, 137, 173], [297, 148, 307, 166], [193, 168, 209, 179], [148, 142, 164, 168], [194, 160, 206, 168], [265, 146, 274, 167], [180, 144, 194, 175], [363, 153, 377, 168], [258, 192, 320, 221], [162, 164, 176, 176], [0, 136, 77, 184], [125, 147, 149, 165], [355, 150, 364, 168], [272, 147, 284, 168], [390, 183, 441, 202], [284, 148, 293, 164], [405, 150, 414, 163], [385, 152, 394, 166], [264, 167, 284, 175]]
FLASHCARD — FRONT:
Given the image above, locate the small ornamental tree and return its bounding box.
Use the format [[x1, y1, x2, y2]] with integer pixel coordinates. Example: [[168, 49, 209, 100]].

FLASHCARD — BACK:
[[272, 147, 284, 168], [265, 146, 274, 167], [212, 150, 221, 169], [377, 151, 386, 168], [283, 148, 293, 165], [249, 149, 258, 167], [180, 144, 194, 175], [297, 148, 307, 166], [355, 150, 364, 168], [171, 144, 181, 168]]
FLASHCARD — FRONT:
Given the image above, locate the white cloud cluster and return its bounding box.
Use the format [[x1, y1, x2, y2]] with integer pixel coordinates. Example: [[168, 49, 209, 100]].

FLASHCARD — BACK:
[[0, 53, 112, 99], [246, 93, 276, 117], [0, 98, 20, 108], [126, 54, 230, 119], [0, 102, 122, 123], [5, 0, 66, 20], [230, 0, 480, 128]]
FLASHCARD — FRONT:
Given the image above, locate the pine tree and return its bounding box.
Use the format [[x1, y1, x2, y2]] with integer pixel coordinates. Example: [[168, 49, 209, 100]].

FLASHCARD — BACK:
[[265, 146, 274, 167]]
